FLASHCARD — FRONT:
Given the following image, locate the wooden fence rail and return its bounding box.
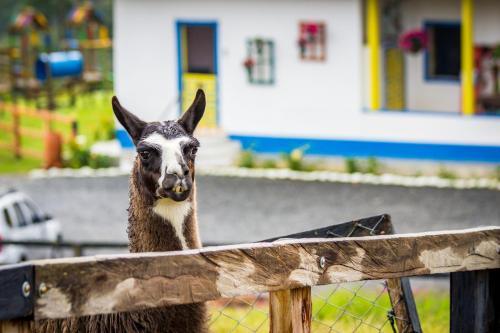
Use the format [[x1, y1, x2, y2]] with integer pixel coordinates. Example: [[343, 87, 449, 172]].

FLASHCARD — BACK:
[[0, 102, 77, 161], [0, 224, 499, 332]]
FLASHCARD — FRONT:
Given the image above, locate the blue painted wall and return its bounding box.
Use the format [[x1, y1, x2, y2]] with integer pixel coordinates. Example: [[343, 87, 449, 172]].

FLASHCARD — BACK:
[[230, 135, 500, 163]]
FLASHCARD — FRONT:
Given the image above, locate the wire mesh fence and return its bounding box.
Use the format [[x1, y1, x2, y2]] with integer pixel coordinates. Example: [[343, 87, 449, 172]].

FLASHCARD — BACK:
[[206, 215, 411, 332], [207, 279, 407, 333], [312, 280, 407, 333], [207, 293, 269, 333]]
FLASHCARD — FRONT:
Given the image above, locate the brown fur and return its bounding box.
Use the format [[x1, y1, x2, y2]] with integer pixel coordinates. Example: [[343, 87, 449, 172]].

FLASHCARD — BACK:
[[36, 158, 207, 333]]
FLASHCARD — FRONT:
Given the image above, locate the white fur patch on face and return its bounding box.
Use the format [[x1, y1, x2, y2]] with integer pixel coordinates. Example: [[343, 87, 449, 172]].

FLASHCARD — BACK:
[[153, 199, 192, 249], [142, 133, 189, 187]]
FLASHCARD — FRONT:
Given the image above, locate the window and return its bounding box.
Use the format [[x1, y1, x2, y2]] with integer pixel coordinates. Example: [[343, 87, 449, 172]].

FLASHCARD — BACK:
[[244, 38, 275, 85], [425, 22, 461, 81], [298, 21, 326, 61], [22, 201, 40, 223], [185, 26, 215, 74], [3, 208, 13, 228], [12, 202, 28, 227], [26, 200, 43, 222]]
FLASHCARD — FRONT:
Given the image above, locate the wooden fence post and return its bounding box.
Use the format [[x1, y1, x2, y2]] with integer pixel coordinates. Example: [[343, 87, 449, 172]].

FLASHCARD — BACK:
[[12, 105, 20, 159], [386, 277, 422, 333], [270, 287, 311, 333], [450, 269, 500, 333]]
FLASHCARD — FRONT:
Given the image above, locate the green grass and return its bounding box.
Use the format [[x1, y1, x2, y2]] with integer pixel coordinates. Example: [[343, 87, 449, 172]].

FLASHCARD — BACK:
[[0, 91, 115, 174], [207, 287, 449, 333], [0, 150, 41, 174]]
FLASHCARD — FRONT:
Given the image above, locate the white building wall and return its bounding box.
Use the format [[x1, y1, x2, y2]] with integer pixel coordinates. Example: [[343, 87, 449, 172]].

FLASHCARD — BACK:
[[114, 0, 363, 138], [114, 0, 500, 151]]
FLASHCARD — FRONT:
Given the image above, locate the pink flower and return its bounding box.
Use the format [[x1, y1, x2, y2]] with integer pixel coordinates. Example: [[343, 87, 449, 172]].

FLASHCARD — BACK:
[[306, 24, 319, 35], [399, 30, 428, 53], [243, 57, 255, 69]]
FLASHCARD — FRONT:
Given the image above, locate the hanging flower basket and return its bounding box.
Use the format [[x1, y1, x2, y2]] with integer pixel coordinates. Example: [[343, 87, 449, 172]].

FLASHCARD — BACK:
[[399, 30, 427, 54], [243, 57, 255, 77], [306, 23, 319, 43], [298, 37, 307, 58]]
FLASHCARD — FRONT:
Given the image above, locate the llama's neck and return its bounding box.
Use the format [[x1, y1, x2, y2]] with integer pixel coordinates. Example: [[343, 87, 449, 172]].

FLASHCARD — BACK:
[[127, 164, 202, 253]]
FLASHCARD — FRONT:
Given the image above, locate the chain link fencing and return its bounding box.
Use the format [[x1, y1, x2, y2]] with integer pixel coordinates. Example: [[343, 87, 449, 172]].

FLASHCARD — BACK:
[[208, 294, 269, 333], [206, 215, 417, 332], [207, 279, 408, 333]]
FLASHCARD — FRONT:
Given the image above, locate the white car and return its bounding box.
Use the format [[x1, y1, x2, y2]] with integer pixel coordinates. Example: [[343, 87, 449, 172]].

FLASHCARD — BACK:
[[0, 188, 62, 264]]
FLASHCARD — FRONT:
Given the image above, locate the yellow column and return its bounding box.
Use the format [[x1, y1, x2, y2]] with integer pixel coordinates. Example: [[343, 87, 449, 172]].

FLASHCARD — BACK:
[[367, 0, 381, 110], [461, 0, 474, 115]]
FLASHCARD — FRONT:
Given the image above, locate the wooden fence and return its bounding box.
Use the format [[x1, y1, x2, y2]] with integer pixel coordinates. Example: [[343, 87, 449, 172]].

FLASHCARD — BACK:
[[0, 216, 499, 333], [0, 102, 77, 160]]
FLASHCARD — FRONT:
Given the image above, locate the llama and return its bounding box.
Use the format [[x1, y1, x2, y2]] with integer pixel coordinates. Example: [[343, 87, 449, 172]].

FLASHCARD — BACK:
[[37, 90, 208, 333]]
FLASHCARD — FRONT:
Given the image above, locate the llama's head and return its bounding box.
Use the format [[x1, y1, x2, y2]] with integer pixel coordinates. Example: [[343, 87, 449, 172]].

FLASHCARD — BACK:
[[112, 89, 205, 202]]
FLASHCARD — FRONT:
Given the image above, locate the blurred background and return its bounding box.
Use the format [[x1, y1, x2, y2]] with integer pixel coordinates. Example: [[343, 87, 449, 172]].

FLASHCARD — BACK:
[[0, 1, 499, 331]]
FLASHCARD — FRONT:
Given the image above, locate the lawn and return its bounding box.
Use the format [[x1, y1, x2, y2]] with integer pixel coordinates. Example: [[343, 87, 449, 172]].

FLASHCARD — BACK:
[[0, 91, 115, 174], [0, 150, 41, 174], [207, 283, 449, 333]]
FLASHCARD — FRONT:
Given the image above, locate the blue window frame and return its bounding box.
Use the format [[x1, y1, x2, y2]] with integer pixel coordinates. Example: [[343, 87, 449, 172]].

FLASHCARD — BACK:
[[424, 21, 461, 83]]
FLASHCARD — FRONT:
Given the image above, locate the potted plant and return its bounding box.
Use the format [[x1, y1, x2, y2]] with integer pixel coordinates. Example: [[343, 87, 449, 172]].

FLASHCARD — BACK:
[[298, 36, 307, 58], [243, 57, 255, 80], [399, 29, 427, 54], [306, 23, 319, 42]]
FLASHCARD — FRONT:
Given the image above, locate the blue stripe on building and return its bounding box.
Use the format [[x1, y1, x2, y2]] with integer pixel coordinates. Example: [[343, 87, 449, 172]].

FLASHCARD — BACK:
[[229, 135, 500, 163], [116, 129, 500, 163]]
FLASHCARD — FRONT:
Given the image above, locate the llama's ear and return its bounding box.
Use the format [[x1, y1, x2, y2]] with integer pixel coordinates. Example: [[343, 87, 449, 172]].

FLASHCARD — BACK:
[[112, 96, 147, 145], [178, 89, 205, 134]]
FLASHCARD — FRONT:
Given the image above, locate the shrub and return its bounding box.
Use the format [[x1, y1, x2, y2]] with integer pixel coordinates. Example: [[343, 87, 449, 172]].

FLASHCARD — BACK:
[[365, 157, 381, 175], [437, 166, 457, 180], [65, 140, 91, 169], [93, 117, 116, 141], [282, 145, 309, 171], [345, 158, 360, 173], [88, 154, 119, 169], [64, 139, 118, 169], [262, 159, 278, 169], [238, 149, 257, 168]]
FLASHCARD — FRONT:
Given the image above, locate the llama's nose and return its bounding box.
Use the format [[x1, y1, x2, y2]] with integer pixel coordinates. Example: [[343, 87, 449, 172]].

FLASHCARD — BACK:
[[162, 165, 190, 193], [165, 163, 189, 179]]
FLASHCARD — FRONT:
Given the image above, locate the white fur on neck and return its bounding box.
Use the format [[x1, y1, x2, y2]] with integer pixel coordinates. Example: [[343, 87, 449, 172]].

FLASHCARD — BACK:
[[152, 199, 192, 249]]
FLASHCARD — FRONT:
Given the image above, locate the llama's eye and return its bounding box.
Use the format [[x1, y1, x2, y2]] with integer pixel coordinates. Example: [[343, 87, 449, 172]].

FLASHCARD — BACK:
[[184, 145, 197, 156], [139, 150, 151, 160]]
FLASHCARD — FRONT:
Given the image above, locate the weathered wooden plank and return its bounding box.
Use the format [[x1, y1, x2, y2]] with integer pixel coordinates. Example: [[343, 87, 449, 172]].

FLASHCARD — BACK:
[[0, 320, 33, 333], [30, 226, 500, 320], [271, 214, 422, 332], [270, 287, 311, 333], [450, 268, 500, 333], [0, 264, 34, 320]]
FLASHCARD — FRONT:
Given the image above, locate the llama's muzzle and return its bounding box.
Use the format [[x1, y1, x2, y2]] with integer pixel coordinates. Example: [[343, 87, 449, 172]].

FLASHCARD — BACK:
[[156, 174, 191, 201], [172, 185, 185, 193]]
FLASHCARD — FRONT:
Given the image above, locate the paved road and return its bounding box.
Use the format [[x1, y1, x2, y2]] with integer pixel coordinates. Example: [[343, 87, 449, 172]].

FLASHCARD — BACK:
[[1, 175, 499, 244]]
